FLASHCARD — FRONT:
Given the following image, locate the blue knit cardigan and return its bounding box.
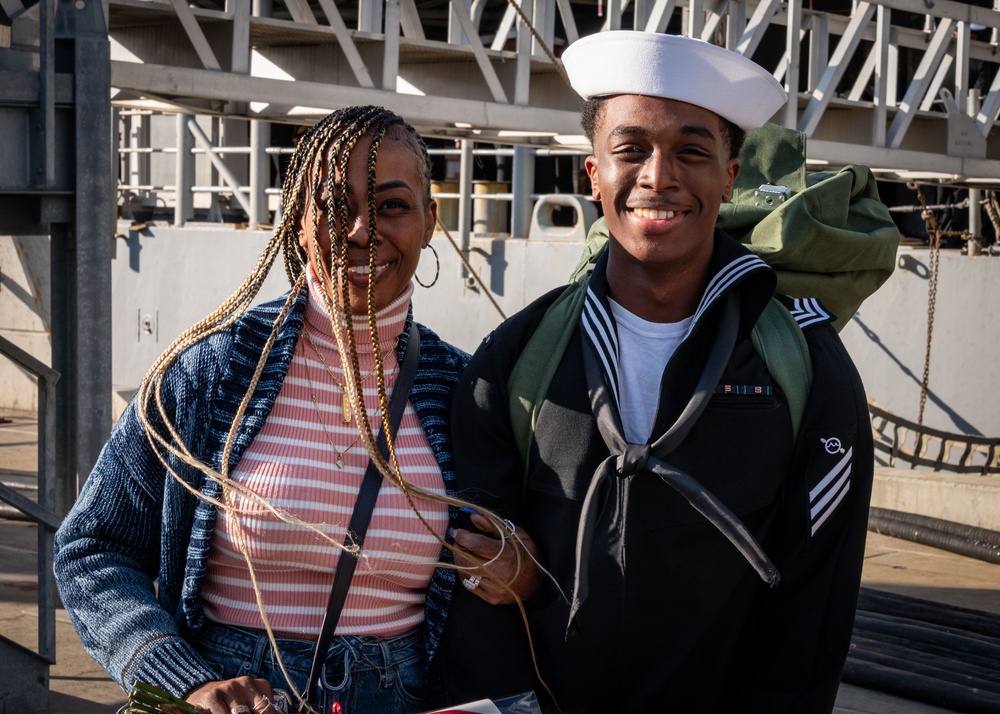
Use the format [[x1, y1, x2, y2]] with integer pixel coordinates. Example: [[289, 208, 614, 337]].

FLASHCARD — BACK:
[[53, 288, 469, 697]]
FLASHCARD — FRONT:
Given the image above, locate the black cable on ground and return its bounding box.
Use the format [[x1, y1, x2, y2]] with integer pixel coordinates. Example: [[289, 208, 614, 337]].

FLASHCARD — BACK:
[[847, 644, 1000, 698], [844, 588, 1000, 714], [843, 658, 1000, 714], [868, 507, 1000, 564], [851, 625, 1000, 680], [858, 589, 1000, 639], [850, 630, 1000, 687], [871, 507, 1000, 546]]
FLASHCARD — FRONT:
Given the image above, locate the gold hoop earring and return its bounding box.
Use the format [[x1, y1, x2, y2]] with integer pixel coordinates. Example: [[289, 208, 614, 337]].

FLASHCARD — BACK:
[[415, 242, 440, 288]]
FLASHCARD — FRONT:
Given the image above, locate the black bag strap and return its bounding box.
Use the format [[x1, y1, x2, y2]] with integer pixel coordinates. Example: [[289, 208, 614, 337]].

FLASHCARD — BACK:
[[302, 323, 421, 705]]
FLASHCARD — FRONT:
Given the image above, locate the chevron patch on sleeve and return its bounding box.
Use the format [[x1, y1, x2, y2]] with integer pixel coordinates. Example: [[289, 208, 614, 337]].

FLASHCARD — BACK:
[[789, 297, 833, 329], [808, 437, 853, 536]]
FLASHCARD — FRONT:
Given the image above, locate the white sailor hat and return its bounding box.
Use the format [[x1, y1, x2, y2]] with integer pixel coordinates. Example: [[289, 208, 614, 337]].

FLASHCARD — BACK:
[[562, 31, 787, 131]]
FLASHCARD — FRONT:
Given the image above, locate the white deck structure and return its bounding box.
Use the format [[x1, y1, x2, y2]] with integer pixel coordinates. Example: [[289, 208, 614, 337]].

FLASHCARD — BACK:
[[96, 0, 1000, 230]]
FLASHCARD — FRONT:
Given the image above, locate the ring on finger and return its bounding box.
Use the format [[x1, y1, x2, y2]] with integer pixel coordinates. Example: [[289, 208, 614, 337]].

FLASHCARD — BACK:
[[503, 519, 516, 537], [232, 706, 251, 714], [271, 690, 293, 714], [462, 574, 481, 591]]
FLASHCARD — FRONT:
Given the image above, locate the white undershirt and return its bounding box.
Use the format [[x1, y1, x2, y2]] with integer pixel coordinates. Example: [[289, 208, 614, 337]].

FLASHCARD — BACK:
[[608, 299, 692, 444]]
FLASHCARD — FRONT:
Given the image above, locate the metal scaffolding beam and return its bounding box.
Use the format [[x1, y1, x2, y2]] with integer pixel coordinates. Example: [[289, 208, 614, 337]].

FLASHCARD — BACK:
[[97, 0, 1000, 188]]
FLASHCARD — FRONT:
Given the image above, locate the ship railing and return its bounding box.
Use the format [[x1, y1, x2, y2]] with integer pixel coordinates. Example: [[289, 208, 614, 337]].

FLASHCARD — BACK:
[[0, 335, 61, 665], [869, 399, 1000, 476], [115, 112, 592, 241]]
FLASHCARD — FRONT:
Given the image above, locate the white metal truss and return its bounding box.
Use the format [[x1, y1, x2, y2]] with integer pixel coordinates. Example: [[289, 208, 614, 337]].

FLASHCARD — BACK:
[[105, 0, 1000, 185], [102, 0, 1000, 229]]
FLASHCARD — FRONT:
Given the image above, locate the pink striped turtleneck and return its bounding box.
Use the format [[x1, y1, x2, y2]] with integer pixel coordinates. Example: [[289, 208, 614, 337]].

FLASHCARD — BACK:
[[201, 269, 448, 638]]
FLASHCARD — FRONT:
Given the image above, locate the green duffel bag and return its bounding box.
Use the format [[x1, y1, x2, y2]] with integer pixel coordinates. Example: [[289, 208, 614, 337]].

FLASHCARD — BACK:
[[716, 121, 900, 331]]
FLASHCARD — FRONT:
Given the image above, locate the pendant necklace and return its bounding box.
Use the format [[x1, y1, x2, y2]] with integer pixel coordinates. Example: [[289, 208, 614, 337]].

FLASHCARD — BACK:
[[301, 355, 366, 469], [301, 327, 380, 424]]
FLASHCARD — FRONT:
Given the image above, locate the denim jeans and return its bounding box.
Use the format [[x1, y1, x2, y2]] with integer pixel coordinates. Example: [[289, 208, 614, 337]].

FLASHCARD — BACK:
[[194, 622, 427, 714]]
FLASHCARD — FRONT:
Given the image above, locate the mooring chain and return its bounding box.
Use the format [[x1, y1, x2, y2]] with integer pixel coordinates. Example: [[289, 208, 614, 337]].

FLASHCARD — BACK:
[[912, 184, 941, 426], [985, 191, 1000, 240]]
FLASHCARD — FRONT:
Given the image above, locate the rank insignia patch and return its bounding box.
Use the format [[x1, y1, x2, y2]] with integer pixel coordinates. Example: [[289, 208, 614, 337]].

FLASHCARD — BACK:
[[809, 438, 853, 536]]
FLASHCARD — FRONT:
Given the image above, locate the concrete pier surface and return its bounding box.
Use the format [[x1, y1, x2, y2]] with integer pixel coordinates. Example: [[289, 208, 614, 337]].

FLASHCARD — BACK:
[[2, 412, 998, 713]]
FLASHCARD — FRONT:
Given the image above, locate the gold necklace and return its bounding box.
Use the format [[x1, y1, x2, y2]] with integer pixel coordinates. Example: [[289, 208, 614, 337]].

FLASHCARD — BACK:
[[301, 327, 381, 424], [301, 356, 366, 469]]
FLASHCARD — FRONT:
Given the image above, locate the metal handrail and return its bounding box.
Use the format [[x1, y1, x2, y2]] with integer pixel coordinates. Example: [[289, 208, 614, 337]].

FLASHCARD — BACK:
[[0, 334, 61, 663]]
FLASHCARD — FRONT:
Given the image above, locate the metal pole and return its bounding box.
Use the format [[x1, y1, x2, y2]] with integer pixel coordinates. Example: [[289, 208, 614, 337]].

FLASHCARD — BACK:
[[513, 0, 532, 106], [48, 0, 114, 515], [249, 119, 270, 225], [968, 90, 983, 257], [457, 139, 474, 278], [383, 0, 401, 90], [175, 113, 194, 226], [39, 0, 55, 187], [37, 372, 58, 662], [208, 118, 222, 221], [357, 0, 382, 32], [968, 188, 982, 256], [783, 0, 802, 129], [71, 11, 113, 501], [511, 145, 535, 239], [49, 222, 75, 518]]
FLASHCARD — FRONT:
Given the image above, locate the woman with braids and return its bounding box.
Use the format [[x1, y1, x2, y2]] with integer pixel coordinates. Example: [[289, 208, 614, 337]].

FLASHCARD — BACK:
[[53, 105, 541, 714]]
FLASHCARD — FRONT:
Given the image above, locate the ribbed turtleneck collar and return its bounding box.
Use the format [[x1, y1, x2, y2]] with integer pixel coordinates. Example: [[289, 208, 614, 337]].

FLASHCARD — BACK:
[[303, 263, 412, 355]]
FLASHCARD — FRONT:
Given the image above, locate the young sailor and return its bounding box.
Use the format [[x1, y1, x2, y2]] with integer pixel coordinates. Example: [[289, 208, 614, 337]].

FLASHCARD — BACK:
[[440, 31, 875, 714]]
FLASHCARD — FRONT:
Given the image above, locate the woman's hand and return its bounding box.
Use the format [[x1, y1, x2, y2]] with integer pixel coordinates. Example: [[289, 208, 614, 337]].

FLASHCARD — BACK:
[[452, 513, 544, 606], [186, 677, 278, 714]]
